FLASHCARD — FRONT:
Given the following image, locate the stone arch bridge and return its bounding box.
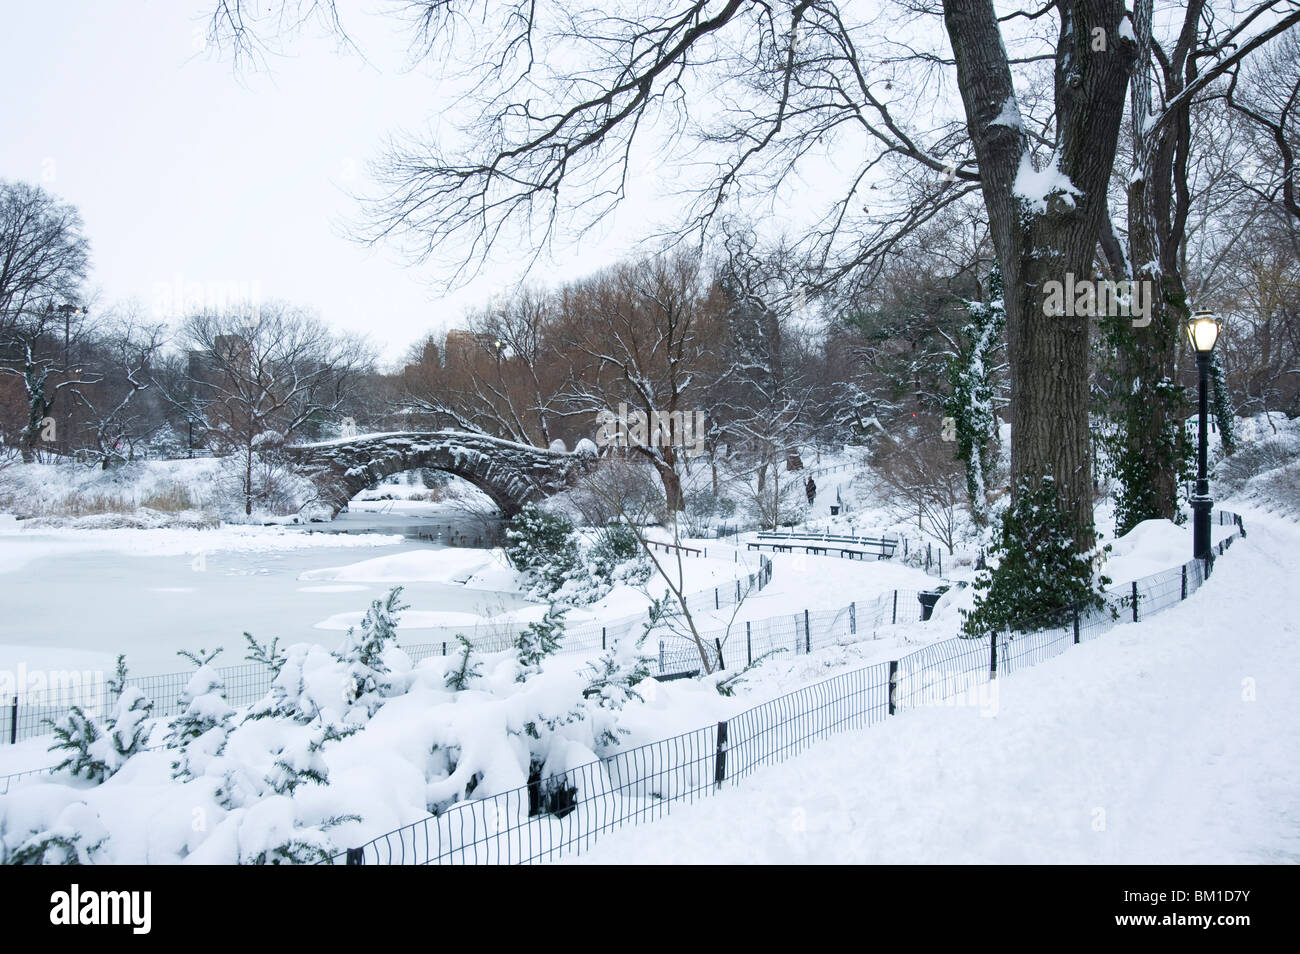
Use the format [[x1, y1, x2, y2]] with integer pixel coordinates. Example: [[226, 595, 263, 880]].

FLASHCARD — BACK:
[[285, 431, 597, 517]]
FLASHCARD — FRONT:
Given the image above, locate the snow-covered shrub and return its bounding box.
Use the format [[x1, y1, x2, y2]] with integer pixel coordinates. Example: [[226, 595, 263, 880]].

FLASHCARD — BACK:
[[557, 457, 667, 526], [213, 445, 327, 522], [515, 604, 567, 681], [2, 797, 110, 865], [4, 586, 694, 864], [504, 503, 581, 596], [1239, 457, 1300, 516], [1215, 430, 1300, 496], [589, 523, 651, 586], [137, 425, 193, 460], [581, 619, 653, 749], [681, 489, 717, 536], [962, 477, 1114, 636], [166, 649, 238, 786], [334, 587, 409, 716], [46, 656, 154, 784], [445, 635, 483, 691]]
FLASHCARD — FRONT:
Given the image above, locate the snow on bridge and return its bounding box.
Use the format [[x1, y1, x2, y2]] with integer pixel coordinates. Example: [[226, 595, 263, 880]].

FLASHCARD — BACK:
[[284, 430, 598, 516]]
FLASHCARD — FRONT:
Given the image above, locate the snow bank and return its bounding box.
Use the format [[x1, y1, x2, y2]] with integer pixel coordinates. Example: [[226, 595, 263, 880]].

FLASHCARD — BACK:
[[300, 548, 501, 585], [569, 516, 1294, 864], [1103, 518, 1235, 584]]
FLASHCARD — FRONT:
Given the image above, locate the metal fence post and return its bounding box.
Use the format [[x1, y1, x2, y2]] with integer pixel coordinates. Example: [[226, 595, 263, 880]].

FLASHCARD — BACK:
[[1131, 581, 1139, 623], [658, 639, 665, 673], [714, 720, 728, 786], [602, 626, 606, 651], [804, 609, 811, 653], [736, 579, 741, 602], [1072, 607, 1080, 645], [442, 642, 447, 656], [887, 660, 898, 715], [8, 695, 15, 745], [346, 847, 364, 866], [1181, 564, 1187, 600], [891, 590, 898, 625], [714, 587, 719, 610], [746, 621, 752, 667], [990, 630, 998, 679], [849, 601, 857, 635]]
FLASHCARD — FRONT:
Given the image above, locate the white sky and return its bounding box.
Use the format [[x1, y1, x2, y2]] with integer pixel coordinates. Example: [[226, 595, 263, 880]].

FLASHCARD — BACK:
[[0, 1, 661, 365]]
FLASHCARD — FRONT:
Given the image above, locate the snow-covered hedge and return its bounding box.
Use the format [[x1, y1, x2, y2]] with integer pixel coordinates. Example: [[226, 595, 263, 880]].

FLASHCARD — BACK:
[[0, 587, 656, 865]]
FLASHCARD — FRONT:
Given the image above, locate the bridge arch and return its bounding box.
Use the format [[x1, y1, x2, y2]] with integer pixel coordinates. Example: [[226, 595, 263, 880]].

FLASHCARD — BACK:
[[285, 431, 597, 517]]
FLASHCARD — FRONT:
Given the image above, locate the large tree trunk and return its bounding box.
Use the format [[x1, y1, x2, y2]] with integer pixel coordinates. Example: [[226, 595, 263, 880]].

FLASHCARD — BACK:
[[1114, 168, 1187, 529], [648, 446, 684, 512], [943, 0, 1137, 551], [1107, 0, 1195, 533]]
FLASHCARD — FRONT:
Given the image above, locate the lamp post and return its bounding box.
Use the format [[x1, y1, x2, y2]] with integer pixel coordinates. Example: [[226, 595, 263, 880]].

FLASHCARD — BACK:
[[1186, 309, 1220, 560], [55, 303, 83, 368]]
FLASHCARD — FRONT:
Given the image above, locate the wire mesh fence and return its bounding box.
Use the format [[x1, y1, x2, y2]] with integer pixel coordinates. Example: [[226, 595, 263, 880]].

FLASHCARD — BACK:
[[651, 588, 925, 677], [322, 510, 1245, 865]]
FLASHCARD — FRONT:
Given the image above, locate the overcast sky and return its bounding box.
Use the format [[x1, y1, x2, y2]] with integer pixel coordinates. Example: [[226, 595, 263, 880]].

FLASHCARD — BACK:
[[0, 1, 664, 364]]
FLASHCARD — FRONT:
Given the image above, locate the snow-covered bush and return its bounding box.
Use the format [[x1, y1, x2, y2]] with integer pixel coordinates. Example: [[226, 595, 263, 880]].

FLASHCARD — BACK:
[[515, 604, 567, 681], [444, 635, 483, 690], [580, 617, 653, 748], [166, 649, 238, 786], [961, 477, 1114, 636], [504, 503, 582, 596], [505, 505, 650, 604], [335, 587, 409, 716], [2, 586, 690, 865], [214, 448, 326, 522], [589, 523, 651, 586], [1215, 430, 1300, 496], [46, 656, 154, 784]]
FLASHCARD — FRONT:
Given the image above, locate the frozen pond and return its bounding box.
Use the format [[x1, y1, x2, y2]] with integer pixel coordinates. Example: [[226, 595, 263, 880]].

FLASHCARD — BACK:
[[0, 516, 531, 678]]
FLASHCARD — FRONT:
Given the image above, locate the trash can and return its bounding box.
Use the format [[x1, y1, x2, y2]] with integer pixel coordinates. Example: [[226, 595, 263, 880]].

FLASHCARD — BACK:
[[829, 505, 840, 516], [917, 590, 942, 621]]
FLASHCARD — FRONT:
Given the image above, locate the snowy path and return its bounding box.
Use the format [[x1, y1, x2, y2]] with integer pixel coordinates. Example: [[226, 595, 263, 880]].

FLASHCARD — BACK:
[[571, 510, 1300, 864]]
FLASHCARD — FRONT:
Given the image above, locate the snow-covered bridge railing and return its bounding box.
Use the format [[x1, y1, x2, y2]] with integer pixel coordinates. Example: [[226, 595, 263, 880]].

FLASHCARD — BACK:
[[321, 511, 1246, 865], [282, 430, 599, 517]]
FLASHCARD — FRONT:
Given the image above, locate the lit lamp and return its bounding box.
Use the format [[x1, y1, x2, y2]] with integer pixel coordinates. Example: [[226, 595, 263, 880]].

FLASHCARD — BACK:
[[1186, 309, 1220, 560]]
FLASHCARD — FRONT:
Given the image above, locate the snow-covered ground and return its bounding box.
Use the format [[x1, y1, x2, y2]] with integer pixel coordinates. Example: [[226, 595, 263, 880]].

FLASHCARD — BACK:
[[569, 506, 1298, 864], [1, 435, 1291, 864]]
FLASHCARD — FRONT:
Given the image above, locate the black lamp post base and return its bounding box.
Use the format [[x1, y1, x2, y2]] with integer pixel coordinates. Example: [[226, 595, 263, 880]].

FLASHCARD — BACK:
[[1191, 495, 1213, 560]]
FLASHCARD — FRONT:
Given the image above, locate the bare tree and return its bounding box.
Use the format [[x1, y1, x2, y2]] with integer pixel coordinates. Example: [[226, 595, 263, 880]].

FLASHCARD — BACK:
[[873, 426, 966, 554], [72, 312, 169, 468], [400, 287, 568, 444], [180, 304, 373, 515], [0, 181, 93, 460], [556, 251, 723, 510]]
